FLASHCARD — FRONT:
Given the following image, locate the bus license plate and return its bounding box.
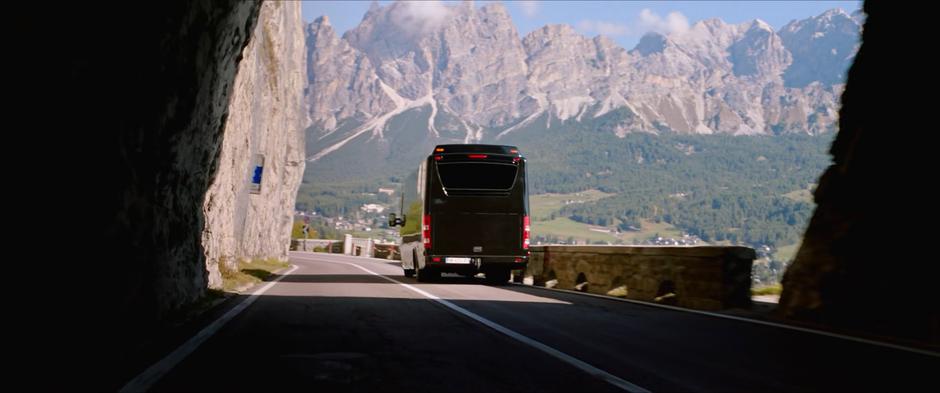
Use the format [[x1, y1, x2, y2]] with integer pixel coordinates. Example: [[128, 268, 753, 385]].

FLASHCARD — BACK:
[[446, 257, 471, 264]]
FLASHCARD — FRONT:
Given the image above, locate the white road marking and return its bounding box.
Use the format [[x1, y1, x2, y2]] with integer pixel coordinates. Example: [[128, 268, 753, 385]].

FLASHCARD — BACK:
[[119, 265, 300, 393], [295, 252, 940, 358], [313, 256, 649, 393], [517, 284, 940, 359]]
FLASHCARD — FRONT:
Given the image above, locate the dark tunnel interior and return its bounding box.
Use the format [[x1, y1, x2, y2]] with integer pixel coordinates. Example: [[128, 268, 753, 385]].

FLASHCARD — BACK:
[[12, 1, 937, 390]]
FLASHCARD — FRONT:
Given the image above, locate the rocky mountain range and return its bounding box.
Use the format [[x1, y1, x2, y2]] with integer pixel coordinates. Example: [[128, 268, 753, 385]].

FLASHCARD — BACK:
[[304, 1, 861, 177]]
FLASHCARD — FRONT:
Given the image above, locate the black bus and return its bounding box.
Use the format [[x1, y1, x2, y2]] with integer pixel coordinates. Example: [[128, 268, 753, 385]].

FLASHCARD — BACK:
[[389, 144, 530, 283]]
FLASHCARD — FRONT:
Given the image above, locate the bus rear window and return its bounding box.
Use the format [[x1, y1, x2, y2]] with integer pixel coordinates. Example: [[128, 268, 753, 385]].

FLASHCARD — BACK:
[[437, 163, 518, 190]]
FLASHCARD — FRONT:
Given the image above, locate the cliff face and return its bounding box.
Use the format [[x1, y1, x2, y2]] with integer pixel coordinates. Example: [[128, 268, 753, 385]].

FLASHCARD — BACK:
[[305, 15, 395, 131], [39, 2, 264, 390], [304, 3, 861, 173], [66, 1, 263, 319], [203, 1, 307, 287], [779, 3, 938, 345], [42, 0, 306, 329]]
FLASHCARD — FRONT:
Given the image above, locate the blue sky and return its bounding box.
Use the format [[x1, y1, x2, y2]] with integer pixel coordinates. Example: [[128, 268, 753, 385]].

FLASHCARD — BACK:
[[302, 1, 860, 50]]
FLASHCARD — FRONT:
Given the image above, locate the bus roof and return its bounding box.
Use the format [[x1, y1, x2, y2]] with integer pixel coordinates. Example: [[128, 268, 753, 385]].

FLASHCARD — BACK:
[[432, 144, 520, 155]]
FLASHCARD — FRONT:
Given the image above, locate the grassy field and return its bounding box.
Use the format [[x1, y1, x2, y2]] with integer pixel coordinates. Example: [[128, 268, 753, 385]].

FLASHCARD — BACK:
[[773, 242, 801, 263], [348, 229, 383, 239], [751, 283, 783, 296], [530, 189, 688, 244], [532, 217, 619, 243], [533, 217, 685, 245], [530, 189, 614, 221], [619, 219, 685, 244]]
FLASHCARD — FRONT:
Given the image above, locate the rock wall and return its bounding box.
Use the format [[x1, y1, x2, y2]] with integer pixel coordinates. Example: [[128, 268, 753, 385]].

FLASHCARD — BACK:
[[51, 1, 262, 321], [779, 2, 939, 345], [202, 1, 307, 288], [526, 245, 755, 311], [305, 1, 861, 154], [38, 2, 263, 389]]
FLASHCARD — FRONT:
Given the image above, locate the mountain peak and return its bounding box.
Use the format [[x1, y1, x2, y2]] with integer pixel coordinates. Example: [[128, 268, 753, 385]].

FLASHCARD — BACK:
[[304, 3, 858, 161], [694, 18, 727, 31], [749, 19, 773, 32], [524, 23, 581, 48], [593, 34, 618, 48], [780, 7, 861, 88], [850, 9, 865, 24], [539, 23, 578, 36], [820, 8, 850, 19], [480, 2, 507, 14], [308, 15, 336, 41], [632, 32, 669, 56]]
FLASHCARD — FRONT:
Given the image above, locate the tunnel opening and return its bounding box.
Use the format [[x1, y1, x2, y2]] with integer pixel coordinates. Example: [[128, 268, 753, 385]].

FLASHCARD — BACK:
[[33, 4, 939, 392]]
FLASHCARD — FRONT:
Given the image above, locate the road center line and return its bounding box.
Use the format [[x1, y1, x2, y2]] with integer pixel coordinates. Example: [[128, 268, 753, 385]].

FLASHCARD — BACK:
[[119, 264, 300, 393], [298, 252, 939, 359], [326, 257, 650, 393]]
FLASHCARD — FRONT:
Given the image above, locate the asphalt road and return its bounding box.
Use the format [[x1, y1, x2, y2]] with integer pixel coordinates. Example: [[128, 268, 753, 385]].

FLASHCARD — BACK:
[[141, 252, 938, 392]]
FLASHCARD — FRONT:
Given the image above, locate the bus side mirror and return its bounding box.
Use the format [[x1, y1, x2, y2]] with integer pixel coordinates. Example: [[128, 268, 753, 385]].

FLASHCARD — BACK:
[[388, 213, 405, 227]]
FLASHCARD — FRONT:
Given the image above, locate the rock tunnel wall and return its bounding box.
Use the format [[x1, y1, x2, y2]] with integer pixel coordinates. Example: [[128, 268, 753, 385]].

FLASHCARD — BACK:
[[55, 2, 264, 324], [39, 1, 265, 389], [202, 1, 307, 288], [779, 2, 939, 345]]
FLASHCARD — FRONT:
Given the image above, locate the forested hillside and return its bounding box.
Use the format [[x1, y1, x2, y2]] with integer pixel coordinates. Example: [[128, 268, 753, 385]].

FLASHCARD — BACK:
[[300, 113, 832, 253]]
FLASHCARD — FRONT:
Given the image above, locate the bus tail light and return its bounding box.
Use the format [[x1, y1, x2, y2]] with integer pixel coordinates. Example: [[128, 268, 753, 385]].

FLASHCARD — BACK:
[[523, 216, 530, 250], [423, 214, 432, 249]]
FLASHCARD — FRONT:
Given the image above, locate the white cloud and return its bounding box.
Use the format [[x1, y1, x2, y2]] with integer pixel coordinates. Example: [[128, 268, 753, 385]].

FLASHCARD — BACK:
[[637, 8, 689, 35], [390, 1, 454, 34], [575, 9, 690, 39], [519, 1, 539, 18], [577, 20, 630, 37]]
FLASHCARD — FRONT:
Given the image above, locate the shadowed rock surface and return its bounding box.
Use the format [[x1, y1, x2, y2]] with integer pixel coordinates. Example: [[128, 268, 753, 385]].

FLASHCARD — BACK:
[[35, 2, 262, 390], [779, 2, 939, 346]]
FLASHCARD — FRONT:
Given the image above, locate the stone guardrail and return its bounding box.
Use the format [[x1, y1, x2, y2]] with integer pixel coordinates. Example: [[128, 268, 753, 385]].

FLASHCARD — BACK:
[[291, 239, 334, 251], [525, 245, 755, 311], [291, 237, 399, 260]]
